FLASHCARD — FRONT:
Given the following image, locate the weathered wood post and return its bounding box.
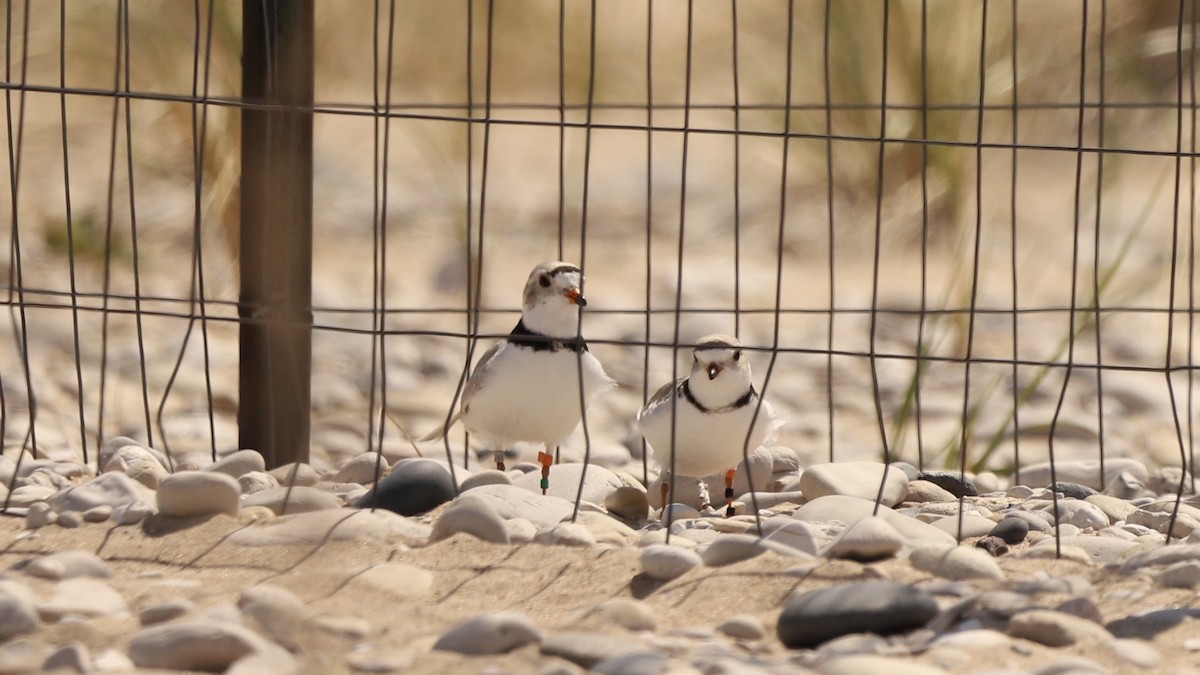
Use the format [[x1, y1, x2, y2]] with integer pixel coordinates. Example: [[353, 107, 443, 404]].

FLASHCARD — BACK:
[[239, 0, 314, 468]]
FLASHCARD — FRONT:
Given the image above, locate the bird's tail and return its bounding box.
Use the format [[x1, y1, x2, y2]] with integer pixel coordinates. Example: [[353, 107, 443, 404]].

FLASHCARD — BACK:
[[416, 409, 463, 443]]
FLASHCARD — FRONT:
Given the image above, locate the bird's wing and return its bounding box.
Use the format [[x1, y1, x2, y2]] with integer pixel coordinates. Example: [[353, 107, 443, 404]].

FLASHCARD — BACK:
[[637, 377, 685, 421], [417, 340, 507, 442]]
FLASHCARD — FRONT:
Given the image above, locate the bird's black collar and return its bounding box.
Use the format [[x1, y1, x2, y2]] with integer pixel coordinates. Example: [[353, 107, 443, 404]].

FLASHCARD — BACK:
[[509, 319, 587, 354], [682, 381, 755, 413]]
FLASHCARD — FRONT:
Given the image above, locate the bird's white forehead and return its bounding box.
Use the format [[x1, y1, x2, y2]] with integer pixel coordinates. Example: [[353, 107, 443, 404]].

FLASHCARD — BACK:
[[694, 346, 738, 362]]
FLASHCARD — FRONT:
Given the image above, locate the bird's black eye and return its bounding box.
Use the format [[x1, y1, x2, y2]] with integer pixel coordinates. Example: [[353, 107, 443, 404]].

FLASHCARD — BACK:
[[733, 350, 742, 361], [538, 274, 551, 288]]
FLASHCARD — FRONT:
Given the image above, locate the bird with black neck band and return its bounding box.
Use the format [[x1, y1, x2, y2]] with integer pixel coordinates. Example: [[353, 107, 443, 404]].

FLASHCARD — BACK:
[[420, 261, 616, 494], [637, 334, 783, 517]]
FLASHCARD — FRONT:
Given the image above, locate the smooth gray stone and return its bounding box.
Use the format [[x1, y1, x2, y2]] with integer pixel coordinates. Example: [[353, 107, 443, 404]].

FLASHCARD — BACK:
[[449, 483, 574, 529], [700, 534, 767, 567], [333, 452, 388, 485], [460, 469, 512, 492], [592, 652, 667, 675], [48, 472, 154, 514], [357, 459, 456, 516], [432, 612, 542, 655], [777, 580, 938, 649], [0, 587, 38, 640], [989, 516, 1030, 545], [512, 463, 622, 506], [431, 494, 510, 544]]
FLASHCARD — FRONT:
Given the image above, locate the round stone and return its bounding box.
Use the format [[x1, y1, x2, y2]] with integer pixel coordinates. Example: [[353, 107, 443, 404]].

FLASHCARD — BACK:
[[157, 471, 241, 518], [356, 459, 456, 516]]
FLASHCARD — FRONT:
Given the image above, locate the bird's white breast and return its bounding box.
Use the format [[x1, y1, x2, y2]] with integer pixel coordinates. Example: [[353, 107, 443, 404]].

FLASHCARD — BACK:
[[638, 394, 780, 478], [462, 343, 614, 450]]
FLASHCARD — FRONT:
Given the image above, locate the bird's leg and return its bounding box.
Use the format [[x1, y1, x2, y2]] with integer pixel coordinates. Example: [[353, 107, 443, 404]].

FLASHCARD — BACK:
[[538, 449, 554, 496], [697, 479, 712, 510], [660, 479, 670, 512], [493, 450, 506, 471], [724, 468, 737, 517]]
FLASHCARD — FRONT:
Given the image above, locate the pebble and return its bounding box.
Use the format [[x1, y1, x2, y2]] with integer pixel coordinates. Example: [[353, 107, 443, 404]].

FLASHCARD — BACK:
[[157, 471, 241, 518], [139, 599, 195, 625], [799, 461, 909, 507], [1156, 560, 1200, 588], [908, 545, 1004, 580], [56, 511, 83, 528], [640, 545, 702, 581], [460, 469, 512, 492], [207, 449, 267, 479], [989, 516, 1030, 544], [356, 459, 456, 516], [1054, 481, 1099, 499], [974, 536, 1009, 557], [344, 648, 414, 672], [915, 471, 978, 498], [452, 483, 575, 529], [48, 471, 154, 514], [777, 580, 938, 649], [432, 494, 510, 544], [244, 486, 342, 515], [1006, 609, 1113, 646], [24, 502, 55, 529], [591, 652, 667, 675], [819, 655, 951, 675], [1112, 638, 1162, 669], [267, 462, 321, 487], [700, 534, 768, 567], [904, 480, 958, 503], [512, 463, 623, 506], [761, 518, 823, 556], [794, 495, 956, 546], [821, 516, 904, 562], [432, 611, 543, 655], [716, 615, 766, 641], [605, 486, 649, 521], [928, 513, 996, 539], [128, 619, 278, 671], [42, 642, 90, 673], [333, 452, 388, 485], [82, 504, 114, 522]]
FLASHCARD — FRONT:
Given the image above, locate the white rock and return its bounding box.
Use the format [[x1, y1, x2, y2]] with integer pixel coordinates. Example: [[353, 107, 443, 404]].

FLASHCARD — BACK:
[[238, 471, 280, 495], [905, 480, 958, 503], [242, 486, 341, 515], [460, 470, 512, 492], [157, 471, 241, 518], [139, 599, 195, 625], [38, 578, 128, 619], [48, 472, 154, 513], [207, 450, 267, 479], [794, 495, 957, 546], [92, 647, 136, 673], [819, 655, 951, 675], [128, 620, 277, 671], [42, 642, 90, 673], [431, 494, 509, 544], [1031, 535, 1138, 565], [761, 518, 824, 555], [334, 452, 388, 485], [1033, 498, 1110, 530], [1113, 638, 1161, 669], [432, 612, 543, 655], [505, 518, 538, 543], [908, 545, 1004, 580], [716, 615, 765, 641], [799, 461, 909, 507], [822, 516, 904, 561], [457, 484, 574, 529], [640, 545, 702, 581], [928, 514, 996, 539], [0, 639, 47, 673], [24, 502, 55, 529], [701, 534, 773, 567], [590, 599, 656, 632], [511, 463, 623, 506], [267, 462, 320, 487], [112, 502, 155, 525]]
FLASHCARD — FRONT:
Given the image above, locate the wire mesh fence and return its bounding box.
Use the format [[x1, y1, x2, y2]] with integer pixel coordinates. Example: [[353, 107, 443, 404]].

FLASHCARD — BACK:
[[2, 0, 1199, 539]]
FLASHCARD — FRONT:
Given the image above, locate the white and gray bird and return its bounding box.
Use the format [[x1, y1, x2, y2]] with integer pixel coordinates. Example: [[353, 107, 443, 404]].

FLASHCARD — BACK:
[[637, 334, 783, 516], [421, 262, 615, 488]]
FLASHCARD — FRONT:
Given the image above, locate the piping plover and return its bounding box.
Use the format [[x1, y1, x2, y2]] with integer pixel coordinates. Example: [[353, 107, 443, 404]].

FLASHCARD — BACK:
[[637, 334, 783, 516], [421, 261, 615, 492]]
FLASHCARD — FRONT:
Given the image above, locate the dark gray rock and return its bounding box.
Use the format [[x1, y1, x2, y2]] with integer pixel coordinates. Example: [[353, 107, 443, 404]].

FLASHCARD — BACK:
[[988, 516, 1030, 545], [1054, 482, 1098, 500], [356, 459, 456, 516], [776, 581, 938, 649], [916, 471, 978, 498]]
